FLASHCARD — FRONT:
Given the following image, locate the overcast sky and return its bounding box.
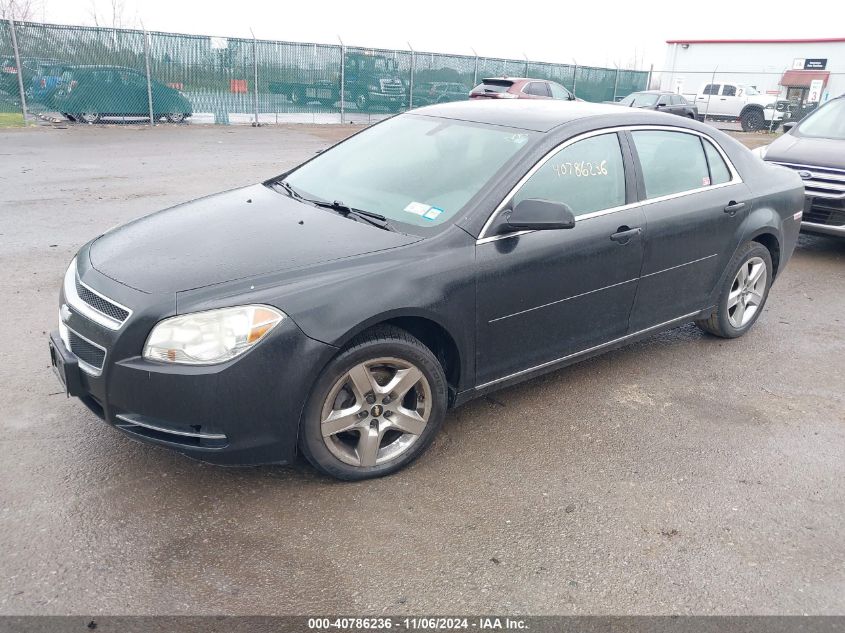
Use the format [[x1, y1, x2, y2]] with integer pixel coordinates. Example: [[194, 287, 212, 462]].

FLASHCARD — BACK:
[[33, 0, 840, 70]]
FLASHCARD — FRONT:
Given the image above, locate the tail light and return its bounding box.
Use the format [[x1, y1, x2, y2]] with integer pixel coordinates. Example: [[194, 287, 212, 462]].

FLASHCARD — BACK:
[[41, 78, 47, 88], [2, 66, 17, 74]]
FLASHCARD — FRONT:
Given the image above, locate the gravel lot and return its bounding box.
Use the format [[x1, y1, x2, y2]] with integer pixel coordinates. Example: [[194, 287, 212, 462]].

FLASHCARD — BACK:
[[1, 124, 843, 616]]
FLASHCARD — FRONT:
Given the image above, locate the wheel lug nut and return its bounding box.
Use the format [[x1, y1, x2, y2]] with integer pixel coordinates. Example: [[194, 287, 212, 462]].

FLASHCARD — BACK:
[[382, 396, 390, 404], [370, 419, 378, 427], [384, 410, 393, 418], [358, 411, 368, 418], [365, 393, 375, 405]]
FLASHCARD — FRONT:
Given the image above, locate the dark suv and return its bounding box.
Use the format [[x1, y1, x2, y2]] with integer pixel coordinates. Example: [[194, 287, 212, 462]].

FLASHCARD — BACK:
[[758, 95, 845, 238], [469, 77, 577, 101]]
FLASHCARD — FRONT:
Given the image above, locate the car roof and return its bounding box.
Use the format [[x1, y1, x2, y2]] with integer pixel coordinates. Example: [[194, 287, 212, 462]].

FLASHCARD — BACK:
[[412, 99, 671, 132], [67, 65, 139, 72]]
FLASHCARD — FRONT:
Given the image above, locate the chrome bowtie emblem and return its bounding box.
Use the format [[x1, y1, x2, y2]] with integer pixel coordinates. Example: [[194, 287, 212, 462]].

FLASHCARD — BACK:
[[797, 170, 813, 180], [60, 304, 71, 322]]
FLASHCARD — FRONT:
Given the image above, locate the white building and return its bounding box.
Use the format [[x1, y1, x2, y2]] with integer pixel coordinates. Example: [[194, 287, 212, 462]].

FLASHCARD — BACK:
[[659, 38, 844, 110]]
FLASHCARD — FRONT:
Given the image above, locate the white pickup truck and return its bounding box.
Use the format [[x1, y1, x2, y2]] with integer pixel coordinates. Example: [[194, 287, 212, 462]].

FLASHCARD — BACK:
[[694, 82, 790, 131]]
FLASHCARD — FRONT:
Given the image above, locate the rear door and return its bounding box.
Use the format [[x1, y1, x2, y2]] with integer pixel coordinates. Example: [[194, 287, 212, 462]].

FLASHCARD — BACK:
[[626, 128, 750, 330]]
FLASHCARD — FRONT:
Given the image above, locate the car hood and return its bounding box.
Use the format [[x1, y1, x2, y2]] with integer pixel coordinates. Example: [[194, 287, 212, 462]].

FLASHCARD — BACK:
[[88, 184, 421, 293], [764, 134, 845, 170]]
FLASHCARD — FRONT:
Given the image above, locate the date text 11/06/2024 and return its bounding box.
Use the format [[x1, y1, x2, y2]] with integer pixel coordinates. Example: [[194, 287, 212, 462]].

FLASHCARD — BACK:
[[307, 617, 529, 630]]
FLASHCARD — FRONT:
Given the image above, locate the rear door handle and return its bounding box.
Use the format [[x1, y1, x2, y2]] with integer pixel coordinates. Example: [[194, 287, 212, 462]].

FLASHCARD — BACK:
[[610, 226, 641, 244], [724, 201, 747, 215]]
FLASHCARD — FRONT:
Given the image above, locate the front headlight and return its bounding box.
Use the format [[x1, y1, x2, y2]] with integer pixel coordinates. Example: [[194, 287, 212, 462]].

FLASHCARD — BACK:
[[143, 305, 285, 365], [751, 145, 769, 160]]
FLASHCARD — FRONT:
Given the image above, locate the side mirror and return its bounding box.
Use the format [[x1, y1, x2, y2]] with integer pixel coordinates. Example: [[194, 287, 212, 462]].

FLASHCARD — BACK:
[[507, 199, 576, 231], [782, 121, 796, 134]]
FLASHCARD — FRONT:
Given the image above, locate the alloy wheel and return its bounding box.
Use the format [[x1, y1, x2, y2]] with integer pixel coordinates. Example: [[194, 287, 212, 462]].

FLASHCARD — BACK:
[[728, 256, 767, 328], [320, 357, 432, 468]]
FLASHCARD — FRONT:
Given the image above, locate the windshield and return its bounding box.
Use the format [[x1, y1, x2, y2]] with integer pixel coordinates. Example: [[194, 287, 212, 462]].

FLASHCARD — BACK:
[[620, 92, 659, 107], [282, 115, 534, 231], [797, 99, 845, 140]]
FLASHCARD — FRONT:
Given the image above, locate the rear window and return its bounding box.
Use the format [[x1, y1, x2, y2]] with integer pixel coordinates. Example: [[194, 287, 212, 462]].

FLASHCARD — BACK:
[[475, 79, 513, 93], [632, 130, 711, 198]]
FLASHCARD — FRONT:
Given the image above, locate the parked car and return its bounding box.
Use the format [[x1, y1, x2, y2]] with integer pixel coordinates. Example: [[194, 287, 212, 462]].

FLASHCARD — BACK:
[[755, 95, 845, 238], [50, 101, 803, 480], [0, 56, 66, 101], [412, 81, 469, 107], [612, 90, 698, 119], [693, 82, 790, 131], [470, 77, 577, 101], [49, 65, 192, 123]]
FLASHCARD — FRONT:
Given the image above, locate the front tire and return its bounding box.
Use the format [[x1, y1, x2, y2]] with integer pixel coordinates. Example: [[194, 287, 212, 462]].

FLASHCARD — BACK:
[[299, 326, 448, 480], [164, 112, 187, 123], [696, 241, 772, 338], [740, 108, 765, 132]]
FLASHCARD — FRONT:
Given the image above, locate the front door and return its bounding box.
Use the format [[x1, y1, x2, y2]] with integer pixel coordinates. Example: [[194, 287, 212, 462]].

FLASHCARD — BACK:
[[475, 131, 646, 386], [626, 129, 750, 330]]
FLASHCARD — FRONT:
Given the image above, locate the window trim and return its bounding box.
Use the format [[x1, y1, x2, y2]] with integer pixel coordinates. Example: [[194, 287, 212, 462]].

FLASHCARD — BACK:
[[476, 124, 742, 244]]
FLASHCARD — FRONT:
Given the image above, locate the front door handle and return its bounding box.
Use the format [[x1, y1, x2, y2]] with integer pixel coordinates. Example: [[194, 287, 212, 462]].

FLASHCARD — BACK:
[[610, 226, 641, 244], [724, 201, 747, 215]]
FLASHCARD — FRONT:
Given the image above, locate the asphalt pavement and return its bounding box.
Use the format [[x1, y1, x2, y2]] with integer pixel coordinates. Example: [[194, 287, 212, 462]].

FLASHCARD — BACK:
[[1, 124, 843, 615]]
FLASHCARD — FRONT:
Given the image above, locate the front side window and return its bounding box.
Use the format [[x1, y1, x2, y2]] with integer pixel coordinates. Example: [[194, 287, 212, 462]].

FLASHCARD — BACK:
[[722, 85, 737, 97], [512, 133, 626, 216], [632, 130, 710, 198], [284, 115, 535, 230]]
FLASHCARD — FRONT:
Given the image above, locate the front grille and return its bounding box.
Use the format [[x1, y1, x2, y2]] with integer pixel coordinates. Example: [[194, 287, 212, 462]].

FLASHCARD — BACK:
[[772, 162, 845, 200], [67, 329, 106, 371], [805, 197, 845, 227], [75, 276, 130, 322], [380, 79, 404, 95]]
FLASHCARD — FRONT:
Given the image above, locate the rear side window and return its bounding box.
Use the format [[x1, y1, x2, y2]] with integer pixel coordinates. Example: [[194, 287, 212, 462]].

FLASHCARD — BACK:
[[549, 82, 571, 99], [702, 84, 720, 95], [512, 133, 626, 216], [524, 82, 550, 97], [632, 131, 710, 198], [702, 139, 731, 185]]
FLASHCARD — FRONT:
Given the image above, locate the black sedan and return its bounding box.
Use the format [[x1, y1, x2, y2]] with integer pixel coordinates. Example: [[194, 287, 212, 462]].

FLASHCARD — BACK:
[[755, 95, 845, 238], [614, 90, 699, 119], [50, 101, 804, 480]]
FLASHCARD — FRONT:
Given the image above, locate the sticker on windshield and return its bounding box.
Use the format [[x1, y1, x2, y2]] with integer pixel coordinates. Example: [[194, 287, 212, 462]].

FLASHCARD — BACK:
[[423, 207, 443, 221], [506, 133, 529, 145], [404, 201, 431, 215]]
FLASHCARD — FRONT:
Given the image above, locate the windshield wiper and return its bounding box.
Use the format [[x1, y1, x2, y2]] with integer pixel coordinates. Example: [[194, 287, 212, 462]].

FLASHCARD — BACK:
[[272, 179, 304, 200], [311, 199, 394, 231], [271, 181, 394, 231]]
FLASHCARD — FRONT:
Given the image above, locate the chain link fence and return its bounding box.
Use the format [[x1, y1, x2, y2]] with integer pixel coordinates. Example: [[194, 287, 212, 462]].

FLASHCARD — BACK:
[[0, 19, 649, 126], [651, 68, 844, 132]]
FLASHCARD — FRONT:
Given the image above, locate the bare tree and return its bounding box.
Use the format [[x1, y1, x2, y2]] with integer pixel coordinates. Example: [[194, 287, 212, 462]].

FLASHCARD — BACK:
[[0, 0, 40, 21], [87, 0, 127, 29]]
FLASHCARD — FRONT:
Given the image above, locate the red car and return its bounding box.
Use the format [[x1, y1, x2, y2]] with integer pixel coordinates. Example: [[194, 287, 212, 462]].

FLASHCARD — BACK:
[[469, 77, 578, 101]]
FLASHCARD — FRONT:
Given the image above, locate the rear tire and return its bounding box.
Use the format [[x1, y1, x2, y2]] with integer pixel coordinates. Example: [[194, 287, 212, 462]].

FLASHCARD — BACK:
[[299, 325, 448, 480], [75, 112, 100, 124], [164, 112, 187, 123], [696, 241, 772, 338]]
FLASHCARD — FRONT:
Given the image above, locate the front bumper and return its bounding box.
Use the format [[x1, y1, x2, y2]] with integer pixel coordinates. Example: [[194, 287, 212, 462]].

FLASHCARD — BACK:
[[800, 195, 845, 238], [367, 91, 406, 106], [51, 254, 337, 465]]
